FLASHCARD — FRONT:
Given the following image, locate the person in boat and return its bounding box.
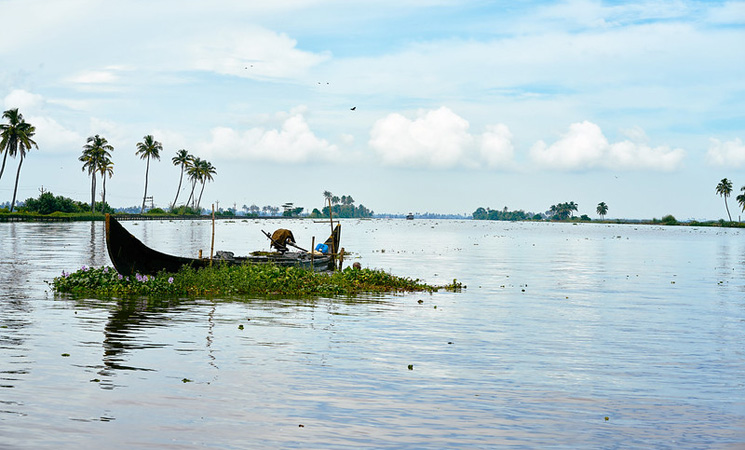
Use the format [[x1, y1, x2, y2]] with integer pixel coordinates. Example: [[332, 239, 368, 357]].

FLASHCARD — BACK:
[[270, 228, 296, 253]]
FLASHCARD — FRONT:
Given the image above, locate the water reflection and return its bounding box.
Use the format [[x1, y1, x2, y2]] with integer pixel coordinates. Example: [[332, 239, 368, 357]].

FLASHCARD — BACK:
[[99, 299, 168, 376]]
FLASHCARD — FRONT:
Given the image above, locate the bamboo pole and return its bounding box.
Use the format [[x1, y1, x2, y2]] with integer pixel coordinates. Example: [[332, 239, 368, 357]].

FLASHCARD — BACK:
[[210, 204, 215, 266], [311, 236, 315, 271]]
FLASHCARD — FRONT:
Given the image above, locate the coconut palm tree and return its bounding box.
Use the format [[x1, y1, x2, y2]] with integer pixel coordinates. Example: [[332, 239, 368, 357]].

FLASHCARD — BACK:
[[136, 135, 162, 213], [185, 156, 203, 209], [1, 108, 30, 182], [1, 109, 38, 212], [99, 158, 114, 210], [596, 202, 608, 220], [715, 178, 733, 222], [196, 160, 216, 210], [736, 186, 745, 220], [80, 135, 114, 212], [568, 201, 578, 218], [170, 149, 191, 210]]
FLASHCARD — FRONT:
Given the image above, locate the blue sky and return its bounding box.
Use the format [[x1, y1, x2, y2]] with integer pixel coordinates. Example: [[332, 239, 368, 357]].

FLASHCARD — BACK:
[[1, 0, 744, 219]]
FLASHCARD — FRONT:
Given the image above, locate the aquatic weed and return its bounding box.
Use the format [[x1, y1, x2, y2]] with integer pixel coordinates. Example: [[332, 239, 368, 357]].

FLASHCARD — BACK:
[[50, 264, 462, 298]]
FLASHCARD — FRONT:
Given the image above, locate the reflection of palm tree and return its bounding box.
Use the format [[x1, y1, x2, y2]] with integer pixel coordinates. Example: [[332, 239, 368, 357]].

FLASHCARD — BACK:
[[170, 149, 191, 210], [1, 108, 38, 212], [136, 135, 162, 213], [716, 178, 733, 222], [100, 300, 165, 378], [80, 135, 114, 212], [596, 202, 608, 220]]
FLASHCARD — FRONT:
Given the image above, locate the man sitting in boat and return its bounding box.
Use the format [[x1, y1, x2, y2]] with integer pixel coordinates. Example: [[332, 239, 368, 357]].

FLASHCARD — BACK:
[[270, 228, 296, 253]]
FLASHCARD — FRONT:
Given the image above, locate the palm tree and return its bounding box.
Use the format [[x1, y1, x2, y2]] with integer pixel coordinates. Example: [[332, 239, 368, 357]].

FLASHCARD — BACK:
[[1, 108, 28, 182], [596, 202, 608, 220], [185, 156, 202, 209], [135, 135, 162, 213], [170, 149, 191, 210], [99, 158, 114, 210], [196, 160, 216, 210], [79, 135, 114, 212], [1, 109, 38, 212], [568, 201, 578, 218], [716, 178, 733, 222], [736, 186, 745, 221]]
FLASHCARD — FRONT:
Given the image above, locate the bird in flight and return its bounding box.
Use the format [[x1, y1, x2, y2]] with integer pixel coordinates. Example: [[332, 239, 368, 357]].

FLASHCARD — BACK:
[[350, 106, 356, 111]]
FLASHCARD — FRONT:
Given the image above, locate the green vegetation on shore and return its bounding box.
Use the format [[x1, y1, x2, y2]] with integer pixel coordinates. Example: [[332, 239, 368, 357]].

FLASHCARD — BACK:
[[51, 264, 463, 298]]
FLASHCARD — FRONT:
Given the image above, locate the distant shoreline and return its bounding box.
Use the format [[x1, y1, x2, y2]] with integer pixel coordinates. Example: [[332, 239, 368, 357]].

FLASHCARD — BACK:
[[1, 213, 744, 228]]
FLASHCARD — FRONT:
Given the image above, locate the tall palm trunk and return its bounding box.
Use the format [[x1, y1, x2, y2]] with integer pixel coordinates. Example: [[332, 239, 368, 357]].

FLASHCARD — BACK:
[[724, 197, 732, 222], [141, 155, 150, 213], [90, 173, 97, 212], [0, 150, 9, 181], [9, 156, 24, 212], [171, 167, 184, 210], [186, 179, 197, 209], [197, 181, 206, 211], [102, 175, 107, 210]]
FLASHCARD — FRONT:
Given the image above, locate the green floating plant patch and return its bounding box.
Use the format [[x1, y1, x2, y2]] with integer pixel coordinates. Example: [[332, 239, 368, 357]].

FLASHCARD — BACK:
[[50, 264, 463, 298]]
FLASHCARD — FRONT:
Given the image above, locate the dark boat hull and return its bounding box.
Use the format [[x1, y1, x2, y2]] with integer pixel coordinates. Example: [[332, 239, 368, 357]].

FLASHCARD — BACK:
[[105, 214, 336, 276]]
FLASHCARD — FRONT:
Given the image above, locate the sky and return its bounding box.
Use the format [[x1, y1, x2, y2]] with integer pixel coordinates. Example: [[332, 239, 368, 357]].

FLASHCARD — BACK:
[[1, 0, 744, 220]]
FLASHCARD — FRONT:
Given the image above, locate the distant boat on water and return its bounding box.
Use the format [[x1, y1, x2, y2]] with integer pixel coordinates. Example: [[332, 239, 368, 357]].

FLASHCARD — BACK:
[[406, 213, 414, 220]]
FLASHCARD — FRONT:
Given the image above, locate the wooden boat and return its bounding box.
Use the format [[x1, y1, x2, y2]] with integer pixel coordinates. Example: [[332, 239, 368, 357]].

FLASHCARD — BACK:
[[105, 214, 340, 276]]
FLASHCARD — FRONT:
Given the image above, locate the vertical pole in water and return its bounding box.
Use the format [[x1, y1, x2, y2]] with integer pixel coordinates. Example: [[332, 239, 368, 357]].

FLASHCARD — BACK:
[[210, 204, 215, 266], [311, 236, 315, 271], [327, 198, 336, 270]]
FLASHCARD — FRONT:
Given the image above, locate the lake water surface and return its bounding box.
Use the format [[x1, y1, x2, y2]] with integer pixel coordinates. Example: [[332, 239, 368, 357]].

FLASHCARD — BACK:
[[1, 218, 744, 449]]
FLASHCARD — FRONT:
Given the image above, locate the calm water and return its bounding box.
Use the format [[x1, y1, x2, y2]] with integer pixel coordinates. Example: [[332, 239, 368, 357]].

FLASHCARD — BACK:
[[1, 218, 744, 449]]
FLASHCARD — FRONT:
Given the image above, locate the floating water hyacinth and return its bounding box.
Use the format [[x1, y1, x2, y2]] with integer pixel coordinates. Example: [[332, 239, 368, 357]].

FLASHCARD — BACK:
[[49, 265, 463, 297]]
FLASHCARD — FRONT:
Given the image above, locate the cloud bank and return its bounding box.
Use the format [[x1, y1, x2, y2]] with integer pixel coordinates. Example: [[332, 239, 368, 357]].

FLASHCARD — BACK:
[[530, 121, 685, 171], [369, 107, 514, 170], [199, 108, 338, 164], [706, 138, 745, 167]]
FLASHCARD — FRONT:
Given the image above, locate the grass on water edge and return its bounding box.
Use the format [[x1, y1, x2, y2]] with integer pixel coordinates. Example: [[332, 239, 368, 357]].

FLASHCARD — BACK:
[[50, 264, 464, 298]]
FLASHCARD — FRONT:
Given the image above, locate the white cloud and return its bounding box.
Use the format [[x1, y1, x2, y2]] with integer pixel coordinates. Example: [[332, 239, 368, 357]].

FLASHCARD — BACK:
[[198, 108, 338, 164], [369, 107, 473, 169], [2, 89, 82, 153], [4, 89, 44, 111], [30, 116, 82, 153], [369, 107, 517, 170], [479, 124, 514, 168], [706, 138, 745, 167], [68, 70, 119, 84], [530, 121, 685, 171], [186, 27, 330, 79]]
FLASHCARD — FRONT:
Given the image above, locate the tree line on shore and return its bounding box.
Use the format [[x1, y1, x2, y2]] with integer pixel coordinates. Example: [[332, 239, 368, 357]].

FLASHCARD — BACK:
[[473, 201, 610, 222], [0, 107, 218, 215], [1, 108, 375, 219], [7, 187, 374, 220]]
